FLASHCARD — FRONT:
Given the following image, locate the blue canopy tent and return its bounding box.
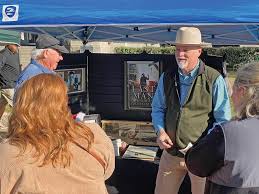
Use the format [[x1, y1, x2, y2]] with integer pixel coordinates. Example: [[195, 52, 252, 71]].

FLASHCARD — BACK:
[[0, 0, 259, 45]]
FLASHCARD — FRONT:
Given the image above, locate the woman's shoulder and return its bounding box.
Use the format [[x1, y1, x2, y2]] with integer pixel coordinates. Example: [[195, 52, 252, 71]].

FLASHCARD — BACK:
[[78, 123, 114, 155], [222, 117, 259, 128], [86, 122, 114, 148], [75, 123, 115, 178], [0, 140, 20, 156], [84, 123, 111, 142], [0, 141, 24, 174]]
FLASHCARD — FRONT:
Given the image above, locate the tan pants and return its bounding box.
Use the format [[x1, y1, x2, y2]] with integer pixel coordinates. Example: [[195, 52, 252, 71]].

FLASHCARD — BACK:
[[0, 88, 14, 106], [155, 150, 205, 194], [0, 88, 14, 118]]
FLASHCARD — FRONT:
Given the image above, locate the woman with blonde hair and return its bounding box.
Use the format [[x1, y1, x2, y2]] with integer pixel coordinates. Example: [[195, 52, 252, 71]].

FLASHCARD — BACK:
[[0, 74, 115, 194], [185, 62, 259, 194]]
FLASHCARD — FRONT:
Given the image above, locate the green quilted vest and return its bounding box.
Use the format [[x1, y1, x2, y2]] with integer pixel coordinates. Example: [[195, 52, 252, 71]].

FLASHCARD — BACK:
[[164, 61, 220, 156]]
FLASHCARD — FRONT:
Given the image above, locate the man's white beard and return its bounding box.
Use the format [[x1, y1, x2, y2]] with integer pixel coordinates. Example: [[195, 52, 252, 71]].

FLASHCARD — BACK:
[[177, 60, 187, 70]]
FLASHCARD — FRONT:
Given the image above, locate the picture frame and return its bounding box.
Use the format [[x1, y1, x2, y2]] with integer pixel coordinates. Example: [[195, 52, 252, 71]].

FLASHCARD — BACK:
[[124, 61, 161, 110], [55, 68, 86, 94], [102, 120, 157, 146]]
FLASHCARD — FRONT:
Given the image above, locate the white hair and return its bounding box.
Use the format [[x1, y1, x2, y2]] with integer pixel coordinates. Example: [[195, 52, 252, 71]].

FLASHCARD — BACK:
[[234, 61, 259, 119], [31, 48, 46, 60]]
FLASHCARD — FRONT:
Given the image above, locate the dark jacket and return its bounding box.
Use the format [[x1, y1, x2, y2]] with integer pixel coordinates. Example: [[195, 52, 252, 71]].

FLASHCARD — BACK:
[[0, 47, 20, 88], [164, 61, 219, 156], [185, 117, 259, 194]]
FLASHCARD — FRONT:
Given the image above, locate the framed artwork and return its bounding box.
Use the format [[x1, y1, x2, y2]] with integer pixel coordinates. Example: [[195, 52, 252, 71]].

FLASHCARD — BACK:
[[102, 120, 157, 146], [124, 61, 160, 110], [55, 68, 86, 94]]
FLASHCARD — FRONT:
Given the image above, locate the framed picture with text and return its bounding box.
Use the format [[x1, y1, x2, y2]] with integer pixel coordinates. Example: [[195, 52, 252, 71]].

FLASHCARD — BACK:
[[124, 61, 161, 110], [55, 68, 86, 94]]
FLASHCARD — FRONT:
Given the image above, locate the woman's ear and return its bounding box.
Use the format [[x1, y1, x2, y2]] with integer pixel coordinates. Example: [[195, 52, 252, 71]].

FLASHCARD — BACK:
[[239, 86, 246, 96]]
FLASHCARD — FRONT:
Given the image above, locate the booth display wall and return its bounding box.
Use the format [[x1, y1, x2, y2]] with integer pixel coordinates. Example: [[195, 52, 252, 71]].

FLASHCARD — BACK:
[[59, 51, 225, 120], [87, 52, 225, 121], [87, 52, 176, 121]]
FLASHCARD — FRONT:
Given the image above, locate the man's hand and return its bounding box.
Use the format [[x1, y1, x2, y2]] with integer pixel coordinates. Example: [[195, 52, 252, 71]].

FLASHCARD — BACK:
[[156, 129, 173, 149]]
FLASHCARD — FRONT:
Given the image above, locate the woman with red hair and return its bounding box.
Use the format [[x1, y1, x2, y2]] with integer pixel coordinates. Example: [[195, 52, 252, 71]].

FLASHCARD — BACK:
[[0, 74, 114, 194]]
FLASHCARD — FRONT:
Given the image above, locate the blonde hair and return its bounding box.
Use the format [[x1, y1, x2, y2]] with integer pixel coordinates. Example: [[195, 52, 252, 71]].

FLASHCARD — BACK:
[[234, 61, 259, 119], [8, 74, 94, 167]]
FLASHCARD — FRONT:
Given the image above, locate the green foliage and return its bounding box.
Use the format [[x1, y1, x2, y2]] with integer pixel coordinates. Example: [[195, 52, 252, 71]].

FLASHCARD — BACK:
[[115, 46, 259, 70], [204, 47, 259, 69]]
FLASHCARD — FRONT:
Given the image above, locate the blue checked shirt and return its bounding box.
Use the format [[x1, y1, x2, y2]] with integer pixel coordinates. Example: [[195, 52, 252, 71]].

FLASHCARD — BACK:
[[15, 60, 55, 92]]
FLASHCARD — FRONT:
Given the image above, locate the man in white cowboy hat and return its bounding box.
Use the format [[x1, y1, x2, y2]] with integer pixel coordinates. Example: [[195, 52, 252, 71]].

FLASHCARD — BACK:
[[152, 27, 232, 194]]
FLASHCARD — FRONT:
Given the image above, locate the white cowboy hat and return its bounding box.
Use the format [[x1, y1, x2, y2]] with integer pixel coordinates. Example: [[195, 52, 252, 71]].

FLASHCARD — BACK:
[[169, 27, 211, 47]]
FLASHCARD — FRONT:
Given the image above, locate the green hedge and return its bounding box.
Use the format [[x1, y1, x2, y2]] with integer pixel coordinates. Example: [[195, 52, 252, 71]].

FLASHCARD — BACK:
[[204, 47, 259, 69], [114, 46, 176, 54], [115, 46, 259, 69]]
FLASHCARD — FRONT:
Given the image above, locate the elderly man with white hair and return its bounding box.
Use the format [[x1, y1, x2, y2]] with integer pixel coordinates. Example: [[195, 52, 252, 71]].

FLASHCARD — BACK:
[[15, 34, 68, 91]]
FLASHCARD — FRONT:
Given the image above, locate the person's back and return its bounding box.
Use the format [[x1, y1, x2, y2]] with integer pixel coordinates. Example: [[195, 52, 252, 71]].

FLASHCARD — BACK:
[[0, 123, 114, 194], [205, 118, 259, 194], [0, 74, 115, 194], [185, 62, 259, 194], [15, 59, 54, 91], [0, 44, 21, 129], [0, 46, 20, 89]]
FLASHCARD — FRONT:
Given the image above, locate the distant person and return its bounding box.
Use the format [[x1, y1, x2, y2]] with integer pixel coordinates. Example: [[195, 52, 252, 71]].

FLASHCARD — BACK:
[[140, 73, 149, 92], [152, 27, 231, 194], [0, 74, 115, 194], [0, 42, 21, 119], [74, 74, 79, 90], [185, 62, 259, 194], [67, 71, 75, 92], [15, 34, 68, 91]]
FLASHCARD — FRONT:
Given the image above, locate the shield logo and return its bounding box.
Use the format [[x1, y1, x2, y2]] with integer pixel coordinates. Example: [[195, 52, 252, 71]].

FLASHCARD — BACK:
[[4, 6, 17, 18], [2, 5, 19, 22]]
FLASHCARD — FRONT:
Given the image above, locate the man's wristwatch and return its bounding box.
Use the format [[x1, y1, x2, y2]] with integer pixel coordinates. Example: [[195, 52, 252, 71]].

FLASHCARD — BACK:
[[156, 130, 163, 136]]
